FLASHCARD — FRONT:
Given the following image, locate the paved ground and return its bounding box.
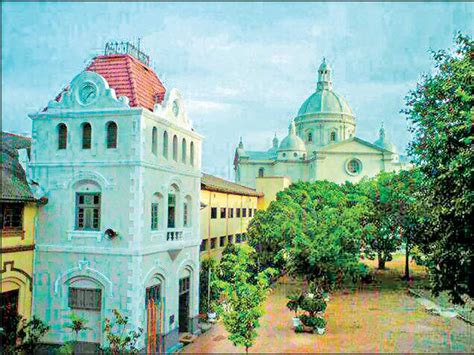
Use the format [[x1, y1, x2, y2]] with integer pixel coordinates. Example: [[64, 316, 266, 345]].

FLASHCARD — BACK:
[[182, 255, 474, 353]]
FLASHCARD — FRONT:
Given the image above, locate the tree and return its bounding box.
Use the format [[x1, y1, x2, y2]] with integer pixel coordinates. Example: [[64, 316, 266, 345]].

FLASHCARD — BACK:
[[216, 244, 274, 354], [248, 181, 372, 290], [101, 309, 143, 354], [199, 256, 220, 314], [403, 33, 473, 303]]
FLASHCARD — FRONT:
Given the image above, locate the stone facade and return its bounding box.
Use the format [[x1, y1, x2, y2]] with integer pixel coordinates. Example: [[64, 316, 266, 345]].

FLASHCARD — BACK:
[[235, 59, 409, 188], [29, 57, 202, 351]]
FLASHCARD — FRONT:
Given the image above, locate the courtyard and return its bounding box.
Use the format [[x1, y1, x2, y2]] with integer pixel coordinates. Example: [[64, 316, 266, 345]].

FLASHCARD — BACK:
[[182, 255, 473, 353]]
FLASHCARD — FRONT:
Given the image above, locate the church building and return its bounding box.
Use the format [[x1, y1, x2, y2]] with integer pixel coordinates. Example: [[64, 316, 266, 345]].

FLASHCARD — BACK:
[[234, 59, 408, 188], [29, 43, 202, 352]]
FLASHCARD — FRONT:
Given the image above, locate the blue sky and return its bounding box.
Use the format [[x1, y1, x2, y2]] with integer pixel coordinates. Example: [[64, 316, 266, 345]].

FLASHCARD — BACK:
[[2, 2, 472, 178]]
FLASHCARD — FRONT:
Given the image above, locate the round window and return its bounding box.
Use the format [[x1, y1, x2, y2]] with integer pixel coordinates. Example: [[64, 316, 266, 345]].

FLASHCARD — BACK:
[[282, 153, 286, 157], [293, 152, 298, 157], [346, 159, 362, 175]]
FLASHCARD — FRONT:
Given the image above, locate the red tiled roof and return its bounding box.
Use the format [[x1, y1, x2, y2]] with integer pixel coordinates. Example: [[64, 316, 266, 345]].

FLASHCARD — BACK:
[[86, 54, 166, 111]]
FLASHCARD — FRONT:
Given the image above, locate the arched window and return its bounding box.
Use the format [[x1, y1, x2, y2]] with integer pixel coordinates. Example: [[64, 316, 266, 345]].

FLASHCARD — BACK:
[[330, 131, 337, 142], [82, 123, 92, 149], [172, 135, 178, 161], [152, 127, 158, 155], [163, 131, 168, 159], [57, 123, 67, 150], [167, 185, 178, 228], [151, 193, 162, 230], [190, 142, 195, 166], [183, 196, 192, 227], [258, 167, 264, 178], [106, 122, 117, 149], [181, 138, 187, 164], [308, 132, 313, 142]]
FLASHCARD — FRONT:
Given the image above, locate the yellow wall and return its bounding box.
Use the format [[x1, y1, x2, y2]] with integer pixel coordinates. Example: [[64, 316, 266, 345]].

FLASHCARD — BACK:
[[255, 176, 292, 210], [1, 202, 37, 320], [200, 189, 260, 259]]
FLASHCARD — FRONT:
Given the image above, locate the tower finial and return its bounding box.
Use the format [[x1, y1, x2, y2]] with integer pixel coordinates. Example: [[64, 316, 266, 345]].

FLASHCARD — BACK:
[[379, 121, 386, 139], [272, 132, 279, 148], [238, 136, 244, 149], [317, 57, 332, 91]]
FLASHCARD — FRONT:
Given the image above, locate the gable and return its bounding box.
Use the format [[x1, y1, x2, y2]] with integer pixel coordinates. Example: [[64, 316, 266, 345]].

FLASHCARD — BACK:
[[319, 137, 389, 154]]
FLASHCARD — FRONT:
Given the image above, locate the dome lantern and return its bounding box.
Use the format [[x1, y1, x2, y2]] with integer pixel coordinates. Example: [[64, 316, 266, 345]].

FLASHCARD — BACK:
[[317, 57, 332, 91]]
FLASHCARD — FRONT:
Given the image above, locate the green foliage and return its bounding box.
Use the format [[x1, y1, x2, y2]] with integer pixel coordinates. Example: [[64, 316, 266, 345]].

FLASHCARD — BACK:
[[356, 170, 422, 270], [0, 309, 49, 354], [248, 181, 371, 289], [199, 257, 220, 314], [101, 309, 143, 354], [63, 313, 91, 341], [216, 244, 275, 353], [403, 33, 473, 303], [286, 292, 303, 316]]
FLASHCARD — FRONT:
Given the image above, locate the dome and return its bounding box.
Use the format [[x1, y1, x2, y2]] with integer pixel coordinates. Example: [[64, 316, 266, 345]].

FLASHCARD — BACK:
[[279, 121, 306, 152], [298, 90, 353, 117], [374, 124, 397, 153], [297, 58, 354, 117]]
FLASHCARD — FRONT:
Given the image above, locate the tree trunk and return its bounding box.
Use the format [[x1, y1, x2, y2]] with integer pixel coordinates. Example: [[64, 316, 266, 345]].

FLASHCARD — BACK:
[[246, 346, 249, 354], [377, 253, 386, 270], [402, 234, 410, 281]]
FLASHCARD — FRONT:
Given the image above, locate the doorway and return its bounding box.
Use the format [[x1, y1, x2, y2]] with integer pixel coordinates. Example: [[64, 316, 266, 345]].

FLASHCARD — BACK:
[[1, 289, 19, 346], [178, 277, 190, 333], [146, 284, 162, 353]]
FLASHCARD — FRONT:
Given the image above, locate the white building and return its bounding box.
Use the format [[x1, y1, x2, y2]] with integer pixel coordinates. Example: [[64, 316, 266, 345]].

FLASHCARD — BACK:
[[29, 44, 202, 352], [235, 58, 409, 188]]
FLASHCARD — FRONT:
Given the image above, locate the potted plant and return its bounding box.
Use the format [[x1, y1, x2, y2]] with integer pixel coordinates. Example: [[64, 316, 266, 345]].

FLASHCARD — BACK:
[[286, 293, 302, 328], [207, 301, 218, 323], [314, 317, 326, 335]]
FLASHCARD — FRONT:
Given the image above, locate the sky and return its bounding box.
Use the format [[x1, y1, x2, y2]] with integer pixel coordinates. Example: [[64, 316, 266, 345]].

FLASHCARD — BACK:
[[2, 2, 473, 179]]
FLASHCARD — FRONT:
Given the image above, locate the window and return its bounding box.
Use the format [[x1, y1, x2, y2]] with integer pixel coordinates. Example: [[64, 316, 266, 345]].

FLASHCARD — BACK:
[[75, 193, 100, 230], [236, 234, 242, 243], [249, 208, 253, 217], [106, 122, 117, 149], [220, 236, 226, 247], [294, 152, 298, 158], [210, 237, 217, 249], [308, 132, 313, 142], [282, 152, 286, 157], [68, 287, 101, 311], [82, 123, 92, 149], [228, 208, 234, 218], [241, 233, 247, 242], [190, 142, 195, 166], [152, 127, 158, 155], [211, 207, 217, 219], [330, 131, 337, 142], [258, 168, 264, 178], [200, 239, 208, 252], [146, 284, 161, 305], [254, 208, 257, 216], [151, 202, 159, 230], [347, 159, 362, 175], [228, 235, 233, 245], [181, 138, 187, 164], [236, 208, 241, 218], [168, 192, 176, 228], [220, 208, 226, 219], [172, 135, 178, 161], [0, 203, 23, 229], [183, 200, 190, 227], [163, 131, 169, 158], [57, 123, 67, 150], [179, 277, 190, 295], [242, 208, 247, 218]]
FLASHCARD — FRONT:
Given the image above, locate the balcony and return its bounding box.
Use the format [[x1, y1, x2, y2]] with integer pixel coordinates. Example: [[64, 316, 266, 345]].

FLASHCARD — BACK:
[[166, 228, 184, 242]]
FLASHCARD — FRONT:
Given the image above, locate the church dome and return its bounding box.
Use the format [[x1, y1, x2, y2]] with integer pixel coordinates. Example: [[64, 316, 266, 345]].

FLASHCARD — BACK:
[[297, 58, 354, 117], [279, 121, 306, 152], [374, 124, 397, 152]]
